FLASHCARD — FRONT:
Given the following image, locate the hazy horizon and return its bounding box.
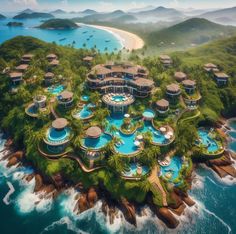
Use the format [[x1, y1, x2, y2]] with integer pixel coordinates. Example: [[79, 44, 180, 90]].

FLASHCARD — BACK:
[[1, 0, 236, 13]]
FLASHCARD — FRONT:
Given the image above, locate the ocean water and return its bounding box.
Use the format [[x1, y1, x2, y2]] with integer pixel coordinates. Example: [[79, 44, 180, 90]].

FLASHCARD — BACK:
[[0, 18, 122, 52], [0, 134, 236, 234]]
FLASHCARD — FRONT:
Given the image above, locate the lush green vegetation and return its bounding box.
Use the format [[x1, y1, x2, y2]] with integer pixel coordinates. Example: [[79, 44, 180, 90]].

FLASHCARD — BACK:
[[39, 19, 79, 30], [0, 33, 235, 207]]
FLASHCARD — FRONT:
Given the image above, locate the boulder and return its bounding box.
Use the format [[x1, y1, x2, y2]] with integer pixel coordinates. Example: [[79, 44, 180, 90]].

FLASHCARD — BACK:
[[11, 151, 24, 160], [87, 187, 98, 208], [34, 174, 43, 192], [78, 194, 88, 213], [220, 165, 236, 178], [182, 196, 195, 207], [7, 157, 18, 167], [119, 198, 137, 226], [156, 207, 179, 229], [25, 173, 35, 182]]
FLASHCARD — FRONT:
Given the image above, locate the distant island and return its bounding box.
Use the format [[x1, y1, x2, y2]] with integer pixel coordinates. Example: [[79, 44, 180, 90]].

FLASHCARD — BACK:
[[38, 19, 79, 30], [6, 22, 23, 27], [13, 12, 54, 19], [0, 13, 6, 19]]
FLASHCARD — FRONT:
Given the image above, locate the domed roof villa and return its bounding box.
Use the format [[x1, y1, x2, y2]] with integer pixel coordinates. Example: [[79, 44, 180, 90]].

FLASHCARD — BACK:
[[86, 126, 102, 138], [182, 79, 196, 94], [156, 99, 169, 116], [40, 118, 72, 155], [46, 54, 58, 61], [166, 83, 181, 101], [86, 63, 154, 113], [214, 72, 229, 86], [58, 90, 74, 108], [174, 72, 187, 82], [9, 72, 23, 85], [44, 72, 55, 85], [204, 63, 219, 72], [159, 55, 173, 67], [15, 64, 29, 72], [21, 54, 34, 64]]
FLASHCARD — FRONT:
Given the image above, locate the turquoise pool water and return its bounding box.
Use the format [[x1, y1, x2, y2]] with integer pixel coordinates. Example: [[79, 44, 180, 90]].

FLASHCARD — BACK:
[[47, 128, 70, 143], [74, 105, 93, 120], [198, 129, 219, 153], [112, 95, 125, 102], [123, 163, 149, 177], [142, 109, 155, 119], [27, 105, 38, 114], [47, 85, 64, 95], [160, 156, 182, 182], [106, 114, 170, 155], [229, 120, 236, 130], [229, 141, 236, 153], [82, 133, 112, 150], [81, 95, 90, 102]]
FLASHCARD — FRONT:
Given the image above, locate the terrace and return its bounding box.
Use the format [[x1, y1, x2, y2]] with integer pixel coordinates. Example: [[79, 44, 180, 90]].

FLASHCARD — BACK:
[[159, 55, 172, 67], [156, 99, 169, 116], [58, 91, 74, 108], [9, 72, 23, 85], [21, 54, 34, 64], [214, 72, 229, 86], [44, 72, 55, 86], [204, 63, 219, 72], [15, 64, 29, 72], [166, 83, 181, 100]]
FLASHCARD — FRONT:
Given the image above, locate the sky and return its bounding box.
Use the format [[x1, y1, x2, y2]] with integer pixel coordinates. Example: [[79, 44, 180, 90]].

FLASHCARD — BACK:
[[1, 0, 236, 12]]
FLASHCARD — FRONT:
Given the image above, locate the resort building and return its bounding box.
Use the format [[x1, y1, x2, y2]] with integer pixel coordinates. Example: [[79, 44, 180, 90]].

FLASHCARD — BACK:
[[204, 63, 219, 72], [15, 64, 29, 72], [83, 56, 93, 63], [86, 126, 102, 139], [166, 83, 181, 100], [9, 72, 23, 85], [86, 63, 154, 98], [44, 72, 55, 85], [182, 79, 196, 94], [174, 72, 187, 82], [34, 95, 47, 109], [49, 59, 59, 67], [156, 99, 169, 116], [21, 54, 34, 64], [214, 72, 229, 86], [159, 55, 173, 67], [58, 91, 74, 108], [46, 54, 58, 62], [43, 118, 71, 153]]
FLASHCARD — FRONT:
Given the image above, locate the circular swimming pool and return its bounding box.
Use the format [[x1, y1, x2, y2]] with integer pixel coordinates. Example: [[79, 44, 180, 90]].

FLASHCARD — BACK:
[[47, 85, 64, 95], [142, 109, 155, 119], [81, 95, 90, 102], [112, 95, 126, 102], [47, 128, 70, 143]]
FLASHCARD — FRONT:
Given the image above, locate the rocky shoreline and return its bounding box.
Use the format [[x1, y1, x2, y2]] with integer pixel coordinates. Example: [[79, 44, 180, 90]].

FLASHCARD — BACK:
[[1, 134, 235, 229]]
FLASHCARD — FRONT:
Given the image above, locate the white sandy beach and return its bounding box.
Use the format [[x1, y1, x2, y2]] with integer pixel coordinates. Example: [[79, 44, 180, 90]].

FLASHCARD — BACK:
[[77, 23, 144, 51]]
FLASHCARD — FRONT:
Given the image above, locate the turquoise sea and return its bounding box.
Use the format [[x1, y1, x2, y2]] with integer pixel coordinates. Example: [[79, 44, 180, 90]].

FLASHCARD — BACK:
[[0, 18, 122, 52]]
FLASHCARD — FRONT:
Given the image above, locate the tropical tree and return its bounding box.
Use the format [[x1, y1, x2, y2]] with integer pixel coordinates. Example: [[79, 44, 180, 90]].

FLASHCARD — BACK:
[[107, 154, 126, 174], [109, 124, 118, 136]]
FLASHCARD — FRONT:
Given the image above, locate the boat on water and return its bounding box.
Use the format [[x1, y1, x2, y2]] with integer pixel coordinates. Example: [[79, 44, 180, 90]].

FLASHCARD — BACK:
[[59, 38, 66, 41], [105, 40, 111, 43], [83, 31, 88, 34]]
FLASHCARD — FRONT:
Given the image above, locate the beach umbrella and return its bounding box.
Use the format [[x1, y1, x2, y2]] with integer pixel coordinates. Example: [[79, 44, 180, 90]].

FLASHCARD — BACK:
[[137, 135, 143, 140], [167, 131, 173, 137], [134, 141, 140, 146], [164, 134, 171, 140], [160, 127, 166, 132], [124, 114, 130, 118]]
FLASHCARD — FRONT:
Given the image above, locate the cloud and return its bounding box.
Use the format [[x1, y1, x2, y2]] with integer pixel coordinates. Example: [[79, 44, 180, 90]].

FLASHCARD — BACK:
[[13, 0, 38, 7]]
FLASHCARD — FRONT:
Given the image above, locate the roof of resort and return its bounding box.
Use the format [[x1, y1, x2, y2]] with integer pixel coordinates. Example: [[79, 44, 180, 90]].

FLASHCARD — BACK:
[[49, 60, 59, 66], [86, 126, 102, 138], [16, 64, 29, 70], [9, 72, 23, 78], [90, 63, 148, 76], [60, 91, 73, 99], [204, 63, 218, 68], [159, 55, 171, 60], [22, 54, 34, 59], [156, 99, 169, 108], [52, 118, 68, 129], [133, 78, 154, 87], [174, 72, 187, 81], [166, 83, 180, 93], [47, 54, 57, 59], [83, 56, 93, 62], [45, 72, 54, 78], [214, 72, 229, 79], [182, 79, 196, 87]]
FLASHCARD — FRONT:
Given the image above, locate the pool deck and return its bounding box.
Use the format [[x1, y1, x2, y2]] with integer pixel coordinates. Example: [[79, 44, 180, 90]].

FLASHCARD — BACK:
[[148, 166, 168, 206]]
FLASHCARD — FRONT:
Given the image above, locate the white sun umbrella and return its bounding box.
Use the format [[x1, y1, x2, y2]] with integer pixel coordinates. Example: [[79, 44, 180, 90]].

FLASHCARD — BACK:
[[134, 141, 141, 146], [124, 114, 130, 118], [164, 134, 171, 140], [167, 132, 173, 137], [160, 127, 166, 132], [137, 135, 143, 140]]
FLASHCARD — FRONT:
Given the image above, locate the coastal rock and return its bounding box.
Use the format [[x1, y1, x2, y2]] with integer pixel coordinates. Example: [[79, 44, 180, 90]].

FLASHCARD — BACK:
[[169, 191, 186, 215], [4, 138, 13, 147], [11, 151, 24, 160], [7, 157, 18, 167], [77, 194, 89, 213], [156, 207, 179, 229], [182, 195, 195, 207], [25, 173, 35, 182], [173, 188, 195, 207], [34, 174, 43, 192], [87, 187, 98, 208], [119, 198, 137, 226]]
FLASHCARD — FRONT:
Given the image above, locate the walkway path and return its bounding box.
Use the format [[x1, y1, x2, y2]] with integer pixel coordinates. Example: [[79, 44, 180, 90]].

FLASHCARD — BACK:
[[148, 166, 168, 206], [50, 98, 59, 119]]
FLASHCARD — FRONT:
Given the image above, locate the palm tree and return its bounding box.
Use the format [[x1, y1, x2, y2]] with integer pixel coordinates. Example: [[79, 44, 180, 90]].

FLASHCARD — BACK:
[[109, 124, 118, 136], [108, 154, 125, 174], [140, 180, 151, 193]]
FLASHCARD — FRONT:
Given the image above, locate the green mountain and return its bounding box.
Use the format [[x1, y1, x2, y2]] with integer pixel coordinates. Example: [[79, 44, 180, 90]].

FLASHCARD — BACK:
[[0, 14, 6, 19], [147, 18, 236, 48], [13, 12, 54, 19], [50, 9, 67, 14], [38, 18, 79, 29]]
